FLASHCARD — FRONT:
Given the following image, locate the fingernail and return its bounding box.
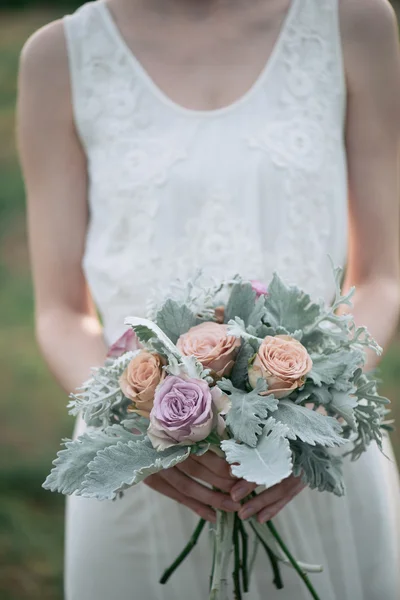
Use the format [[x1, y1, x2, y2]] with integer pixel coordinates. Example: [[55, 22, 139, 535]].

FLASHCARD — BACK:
[[239, 505, 255, 520], [231, 485, 250, 502], [222, 499, 241, 512], [258, 510, 272, 524]]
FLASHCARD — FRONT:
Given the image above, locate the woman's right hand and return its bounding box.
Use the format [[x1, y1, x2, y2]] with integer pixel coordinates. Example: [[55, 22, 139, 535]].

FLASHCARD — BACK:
[[145, 452, 242, 522]]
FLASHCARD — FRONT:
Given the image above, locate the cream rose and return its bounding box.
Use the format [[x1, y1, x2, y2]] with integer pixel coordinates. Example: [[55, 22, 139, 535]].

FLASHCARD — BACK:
[[119, 351, 165, 417], [248, 335, 312, 399], [177, 322, 241, 377]]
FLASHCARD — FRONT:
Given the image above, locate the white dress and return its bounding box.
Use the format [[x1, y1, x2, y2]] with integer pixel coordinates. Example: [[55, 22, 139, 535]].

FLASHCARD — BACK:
[[63, 1, 400, 598]]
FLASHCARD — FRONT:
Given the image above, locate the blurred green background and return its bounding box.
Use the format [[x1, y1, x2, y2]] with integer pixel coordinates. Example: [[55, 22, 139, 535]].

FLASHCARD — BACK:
[[1, 2, 400, 599]]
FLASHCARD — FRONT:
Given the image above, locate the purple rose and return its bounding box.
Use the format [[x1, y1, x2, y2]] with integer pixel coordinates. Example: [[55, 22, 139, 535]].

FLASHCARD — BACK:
[[251, 280, 268, 298], [148, 376, 226, 450], [107, 329, 141, 358]]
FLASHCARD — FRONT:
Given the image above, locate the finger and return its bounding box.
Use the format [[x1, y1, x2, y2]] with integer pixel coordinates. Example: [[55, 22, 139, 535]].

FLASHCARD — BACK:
[[230, 480, 258, 502], [145, 473, 216, 523], [160, 468, 241, 512], [238, 476, 302, 520], [257, 480, 305, 524], [191, 452, 236, 480], [176, 459, 235, 493]]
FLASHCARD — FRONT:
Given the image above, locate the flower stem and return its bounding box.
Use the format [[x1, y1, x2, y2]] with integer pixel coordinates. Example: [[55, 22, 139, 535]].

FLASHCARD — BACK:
[[237, 519, 249, 593], [210, 511, 234, 600], [266, 521, 321, 600], [232, 516, 242, 600], [160, 518, 206, 584], [249, 521, 283, 590]]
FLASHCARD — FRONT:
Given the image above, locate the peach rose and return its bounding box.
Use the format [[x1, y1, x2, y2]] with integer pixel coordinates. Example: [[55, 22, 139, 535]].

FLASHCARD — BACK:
[[177, 322, 241, 377], [249, 335, 312, 399], [119, 351, 165, 417]]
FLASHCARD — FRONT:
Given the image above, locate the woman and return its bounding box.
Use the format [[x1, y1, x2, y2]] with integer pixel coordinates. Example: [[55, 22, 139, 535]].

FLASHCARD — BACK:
[[17, 0, 400, 598]]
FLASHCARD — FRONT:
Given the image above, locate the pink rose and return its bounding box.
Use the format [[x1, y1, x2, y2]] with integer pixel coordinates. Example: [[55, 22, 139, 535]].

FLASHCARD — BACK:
[[177, 322, 240, 377], [250, 280, 268, 298], [119, 351, 166, 417], [147, 375, 227, 450], [249, 335, 312, 399], [107, 329, 141, 358]]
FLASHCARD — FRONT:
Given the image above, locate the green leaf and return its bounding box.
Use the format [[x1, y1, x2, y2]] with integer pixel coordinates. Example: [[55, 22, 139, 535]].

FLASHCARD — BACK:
[[81, 439, 190, 500], [218, 379, 278, 447], [156, 299, 197, 344], [131, 325, 155, 344], [291, 441, 345, 496], [221, 418, 293, 487], [229, 340, 255, 390], [43, 425, 137, 495], [191, 442, 211, 456], [248, 296, 267, 330], [263, 274, 321, 333], [309, 349, 364, 391], [329, 389, 357, 430], [274, 400, 345, 447], [294, 382, 332, 406], [225, 283, 257, 326]]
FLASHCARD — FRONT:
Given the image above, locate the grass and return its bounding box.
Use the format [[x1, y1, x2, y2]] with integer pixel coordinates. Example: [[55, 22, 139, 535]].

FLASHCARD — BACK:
[[0, 7, 399, 600]]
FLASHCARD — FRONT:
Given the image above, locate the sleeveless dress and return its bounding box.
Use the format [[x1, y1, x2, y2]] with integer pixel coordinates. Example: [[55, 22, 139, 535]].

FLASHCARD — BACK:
[[63, 1, 400, 598]]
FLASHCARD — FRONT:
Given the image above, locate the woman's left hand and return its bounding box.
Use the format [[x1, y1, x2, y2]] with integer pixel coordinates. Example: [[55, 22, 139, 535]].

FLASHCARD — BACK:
[[230, 474, 305, 524]]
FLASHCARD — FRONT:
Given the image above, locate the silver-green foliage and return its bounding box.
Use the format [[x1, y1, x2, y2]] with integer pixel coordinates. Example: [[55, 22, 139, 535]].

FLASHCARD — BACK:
[[80, 440, 190, 500], [291, 441, 345, 497], [218, 379, 278, 447], [274, 400, 345, 448], [68, 352, 138, 427], [156, 299, 197, 344], [221, 418, 293, 488], [43, 424, 141, 495]]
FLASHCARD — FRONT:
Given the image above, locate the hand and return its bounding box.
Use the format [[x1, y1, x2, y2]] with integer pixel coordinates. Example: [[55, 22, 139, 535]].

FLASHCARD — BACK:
[[230, 475, 305, 524], [145, 452, 242, 523]]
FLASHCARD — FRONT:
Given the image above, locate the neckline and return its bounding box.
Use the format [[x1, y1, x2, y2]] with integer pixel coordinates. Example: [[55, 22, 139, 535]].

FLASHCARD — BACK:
[[96, 0, 300, 118]]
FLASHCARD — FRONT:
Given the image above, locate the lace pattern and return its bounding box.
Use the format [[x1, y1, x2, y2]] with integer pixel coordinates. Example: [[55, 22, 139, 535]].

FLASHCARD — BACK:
[[64, 0, 347, 342]]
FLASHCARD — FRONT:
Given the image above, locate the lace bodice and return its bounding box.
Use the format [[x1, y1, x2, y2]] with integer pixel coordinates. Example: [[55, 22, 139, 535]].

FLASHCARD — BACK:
[[64, 0, 348, 345]]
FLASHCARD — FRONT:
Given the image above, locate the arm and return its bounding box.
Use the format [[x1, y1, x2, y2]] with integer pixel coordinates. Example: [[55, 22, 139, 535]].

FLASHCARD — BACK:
[[18, 22, 107, 392], [340, 0, 400, 369], [231, 0, 400, 520], [18, 22, 240, 521]]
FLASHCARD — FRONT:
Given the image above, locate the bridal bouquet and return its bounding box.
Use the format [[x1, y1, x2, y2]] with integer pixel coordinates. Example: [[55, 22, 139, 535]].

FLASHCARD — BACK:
[[44, 266, 391, 600]]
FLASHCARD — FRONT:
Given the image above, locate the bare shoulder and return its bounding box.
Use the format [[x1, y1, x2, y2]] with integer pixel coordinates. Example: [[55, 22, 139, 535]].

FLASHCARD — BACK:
[[339, 0, 400, 92], [19, 19, 70, 100], [339, 0, 398, 57]]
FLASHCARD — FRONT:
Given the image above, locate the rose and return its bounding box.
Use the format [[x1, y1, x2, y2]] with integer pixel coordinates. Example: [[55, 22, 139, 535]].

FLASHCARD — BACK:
[[249, 335, 312, 399], [177, 322, 240, 377], [119, 351, 165, 417], [147, 376, 228, 450], [107, 329, 141, 358], [250, 280, 268, 298]]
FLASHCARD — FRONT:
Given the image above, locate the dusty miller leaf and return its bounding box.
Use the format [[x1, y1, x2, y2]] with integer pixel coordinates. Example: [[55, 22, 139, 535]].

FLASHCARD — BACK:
[[221, 418, 293, 487], [218, 379, 278, 447], [263, 274, 321, 333], [43, 425, 138, 495], [248, 296, 267, 330], [68, 352, 138, 427], [291, 440, 345, 497], [274, 400, 345, 447], [81, 439, 190, 500], [229, 340, 255, 390], [156, 299, 197, 344], [309, 349, 364, 391], [225, 283, 257, 326], [329, 389, 357, 430]]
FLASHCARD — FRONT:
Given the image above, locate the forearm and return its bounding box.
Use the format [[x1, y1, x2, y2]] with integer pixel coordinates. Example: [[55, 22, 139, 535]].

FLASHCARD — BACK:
[[342, 276, 400, 371], [36, 308, 108, 394]]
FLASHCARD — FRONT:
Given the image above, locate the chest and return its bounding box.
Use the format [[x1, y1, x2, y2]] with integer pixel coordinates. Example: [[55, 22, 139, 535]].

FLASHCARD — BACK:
[[104, 0, 293, 111]]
